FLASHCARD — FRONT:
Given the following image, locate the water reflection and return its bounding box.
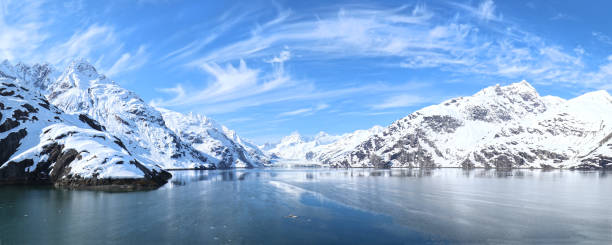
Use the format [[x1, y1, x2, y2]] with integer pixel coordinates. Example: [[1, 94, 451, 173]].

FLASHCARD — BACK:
[[2, 168, 612, 244], [167, 168, 610, 189]]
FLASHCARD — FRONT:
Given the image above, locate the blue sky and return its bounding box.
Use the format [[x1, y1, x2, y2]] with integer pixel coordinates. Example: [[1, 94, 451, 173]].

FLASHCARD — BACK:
[[2, 0, 612, 143]]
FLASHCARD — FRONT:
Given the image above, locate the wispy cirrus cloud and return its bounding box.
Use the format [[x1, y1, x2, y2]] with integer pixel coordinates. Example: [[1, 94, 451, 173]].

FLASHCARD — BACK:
[[372, 94, 428, 109], [593, 32, 612, 45], [152, 0, 612, 117], [0, 0, 48, 61], [106, 45, 149, 76], [153, 50, 294, 109], [0, 0, 148, 77], [163, 0, 610, 90], [449, 0, 502, 22], [279, 104, 329, 117]]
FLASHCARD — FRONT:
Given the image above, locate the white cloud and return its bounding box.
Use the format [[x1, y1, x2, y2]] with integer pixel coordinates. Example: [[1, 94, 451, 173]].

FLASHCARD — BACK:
[[183, 4, 436, 65], [0, 0, 48, 62], [167, 2, 603, 89], [451, 0, 502, 22], [584, 54, 612, 88], [153, 50, 295, 110], [477, 0, 498, 21], [266, 50, 290, 63], [278, 103, 329, 117], [593, 32, 612, 45], [105, 45, 149, 76], [153, 76, 427, 115], [372, 94, 427, 109], [549, 13, 576, 21], [160, 8, 252, 65], [0, 1, 148, 77], [44, 24, 150, 77], [279, 108, 312, 116]]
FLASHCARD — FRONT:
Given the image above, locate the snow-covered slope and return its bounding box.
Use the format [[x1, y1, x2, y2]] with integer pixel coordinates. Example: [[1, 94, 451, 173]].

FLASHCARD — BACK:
[[38, 60, 214, 169], [333, 81, 612, 169], [464, 90, 612, 169], [0, 74, 170, 189], [158, 108, 270, 168], [314, 126, 385, 164]]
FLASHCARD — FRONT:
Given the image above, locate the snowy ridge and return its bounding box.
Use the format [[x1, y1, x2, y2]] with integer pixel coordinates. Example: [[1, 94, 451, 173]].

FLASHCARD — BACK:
[[158, 108, 270, 168], [332, 81, 612, 169], [314, 126, 385, 164]]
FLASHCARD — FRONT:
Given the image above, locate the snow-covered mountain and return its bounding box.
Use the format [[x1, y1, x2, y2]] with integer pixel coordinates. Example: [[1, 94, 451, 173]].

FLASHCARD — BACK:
[[263, 126, 384, 164], [463, 90, 612, 169], [2, 59, 266, 170], [333, 81, 612, 169], [314, 126, 385, 164], [158, 108, 270, 168], [0, 72, 170, 189], [41, 60, 214, 169], [266, 132, 339, 161], [4, 58, 609, 172]]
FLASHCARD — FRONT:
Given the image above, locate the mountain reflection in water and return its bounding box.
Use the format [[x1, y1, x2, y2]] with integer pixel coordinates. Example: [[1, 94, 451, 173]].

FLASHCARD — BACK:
[[1, 168, 610, 244]]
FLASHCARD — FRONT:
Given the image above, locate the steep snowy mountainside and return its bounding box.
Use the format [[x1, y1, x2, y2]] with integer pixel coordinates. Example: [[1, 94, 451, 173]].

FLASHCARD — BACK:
[[218, 125, 271, 166], [334, 81, 561, 168], [464, 90, 612, 169], [158, 108, 269, 168], [313, 126, 385, 164], [39, 59, 213, 169], [0, 76, 170, 188]]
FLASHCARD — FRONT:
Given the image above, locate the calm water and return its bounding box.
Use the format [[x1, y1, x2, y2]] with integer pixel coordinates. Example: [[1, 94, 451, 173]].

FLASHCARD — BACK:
[[1, 168, 611, 244]]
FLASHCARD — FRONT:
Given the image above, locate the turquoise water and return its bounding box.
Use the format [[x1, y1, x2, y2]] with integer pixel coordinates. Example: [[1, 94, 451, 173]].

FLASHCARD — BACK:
[[1, 168, 611, 244]]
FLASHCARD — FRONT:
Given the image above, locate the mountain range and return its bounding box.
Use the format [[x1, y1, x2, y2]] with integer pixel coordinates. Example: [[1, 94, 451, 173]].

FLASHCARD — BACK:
[[1, 59, 610, 189], [0, 59, 268, 189], [264, 81, 612, 169]]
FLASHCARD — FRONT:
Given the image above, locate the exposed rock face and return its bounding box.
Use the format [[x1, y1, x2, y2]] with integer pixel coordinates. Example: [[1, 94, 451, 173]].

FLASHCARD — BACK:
[[0, 74, 171, 190], [332, 81, 612, 169]]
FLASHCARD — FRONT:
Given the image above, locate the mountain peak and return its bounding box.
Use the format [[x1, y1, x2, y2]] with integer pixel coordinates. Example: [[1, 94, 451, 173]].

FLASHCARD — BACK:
[[66, 58, 100, 78], [0, 59, 16, 79], [506, 80, 536, 92], [475, 80, 539, 100], [53, 58, 108, 90], [315, 131, 330, 138], [281, 132, 304, 144]]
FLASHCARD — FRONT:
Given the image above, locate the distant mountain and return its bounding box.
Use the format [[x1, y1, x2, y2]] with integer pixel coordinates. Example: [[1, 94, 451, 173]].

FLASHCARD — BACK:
[[263, 126, 384, 164], [332, 81, 612, 169], [0, 73, 170, 189], [158, 108, 270, 168], [1, 59, 266, 170]]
